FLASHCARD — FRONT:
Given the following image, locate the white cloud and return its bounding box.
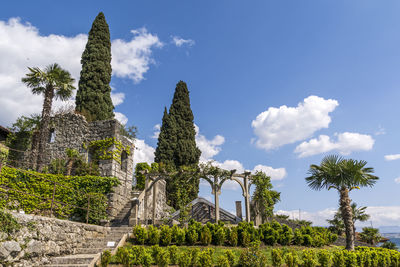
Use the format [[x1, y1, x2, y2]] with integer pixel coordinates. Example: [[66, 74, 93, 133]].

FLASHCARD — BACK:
[[112, 28, 163, 83], [0, 18, 161, 126], [385, 154, 400, 161], [152, 124, 161, 139], [395, 177, 400, 184], [195, 125, 225, 161], [294, 132, 375, 158], [172, 36, 195, 47], [111, 92, 125, 107], [251, 95, 339, 150], [276, 206, 400, 228], [375, 126, 386, 136], [252, 164, 287, 181], [114, 112, 128, 125], [133, 139, 155, 167]]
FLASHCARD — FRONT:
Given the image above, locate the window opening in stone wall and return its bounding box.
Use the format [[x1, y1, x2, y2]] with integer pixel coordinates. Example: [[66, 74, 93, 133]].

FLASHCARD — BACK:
[[121, 150, 128, 172], [49, 129, 56, 143]]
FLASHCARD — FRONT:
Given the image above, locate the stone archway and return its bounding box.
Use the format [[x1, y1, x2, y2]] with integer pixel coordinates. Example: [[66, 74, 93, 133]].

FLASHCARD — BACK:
[[230, 172, 253, 222]]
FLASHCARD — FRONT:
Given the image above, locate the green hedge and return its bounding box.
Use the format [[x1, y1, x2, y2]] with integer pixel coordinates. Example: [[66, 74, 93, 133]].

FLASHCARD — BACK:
[[0, 166, 119, 224], [111, 245, 400, 267], [132, 220, 337, 248]]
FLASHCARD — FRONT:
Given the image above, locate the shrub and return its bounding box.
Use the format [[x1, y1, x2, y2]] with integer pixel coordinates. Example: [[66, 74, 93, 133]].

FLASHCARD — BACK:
[[0, 209, 21, 236], [293, 228, 303, 245], [178, 250, 192, 267], [344, 250, 358, 267], [214, 227, 226, 246], [279, 224, 293, 245], [317, 249, 331, 267], [359, 227, 381, 245], [175, 227, 186, 245], [284, 251, 300, 267], [147, 225, 160, 245], [198, 250, 213, 267], [332, 250, 345, 267], [155, 247, 170, 267], [303, 234, 314, 247], [238, 242, 263, 267], [132, 225, 147, 245], [229, 227, 238, 246], [190, 248, 200, 266], [225, 249, 236, 266], [200, 225, 212, 245], [272, 248, 283, 267], [302, 249, 318, 267], [100, 250, 111, 267], [151, 245, 162, 260], [240, 230, 251, 247], [160, 225, 172, 246], [114, 246, 130, 266], [168, 245, 179, 265], [140, 250, 152, 267], [216, 255, 230, 267], [186, 229, 198, 245], [382, 241, 398, 250]]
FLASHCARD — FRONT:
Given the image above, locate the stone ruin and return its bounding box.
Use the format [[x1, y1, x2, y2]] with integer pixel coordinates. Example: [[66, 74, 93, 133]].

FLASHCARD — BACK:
[[24, 112, 134, 219]]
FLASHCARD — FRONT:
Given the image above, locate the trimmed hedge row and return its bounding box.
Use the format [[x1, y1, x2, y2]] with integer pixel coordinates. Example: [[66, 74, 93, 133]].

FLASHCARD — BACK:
[[0, 166, 119, 224], [132, 220, 338, 248], [105, 244, 400, 267]]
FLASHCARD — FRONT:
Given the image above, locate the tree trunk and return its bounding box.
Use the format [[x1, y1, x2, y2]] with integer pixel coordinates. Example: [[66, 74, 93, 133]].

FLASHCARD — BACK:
[[66, 159, 73, 176], [339, 186, 355, 250], [36, 86, 54, 172]]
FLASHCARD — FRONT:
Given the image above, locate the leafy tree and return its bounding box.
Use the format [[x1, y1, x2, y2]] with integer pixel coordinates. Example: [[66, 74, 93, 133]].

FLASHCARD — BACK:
[[155, 81, 201, 206], [359, 227, 381, 245], [306, 155, 378, 250], [134, 162, 152, 191], [75, 12, 114, 121], [382, 241, 398, 250], [6, 114, 40, 166], [22, 63, 75, 171], [251, 171, 281, 223]]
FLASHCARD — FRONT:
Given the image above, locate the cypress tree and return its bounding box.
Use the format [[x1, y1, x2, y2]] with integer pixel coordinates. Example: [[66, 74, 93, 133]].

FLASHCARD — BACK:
[[168, 81, 201, 167], [154, 107, 175, 166], [154, 81, 201, 208], [75, 12, 114, 121]]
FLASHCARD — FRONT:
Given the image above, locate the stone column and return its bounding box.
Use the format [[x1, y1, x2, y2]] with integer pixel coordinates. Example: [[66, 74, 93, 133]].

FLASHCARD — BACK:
[[235, 201, 242, 220]]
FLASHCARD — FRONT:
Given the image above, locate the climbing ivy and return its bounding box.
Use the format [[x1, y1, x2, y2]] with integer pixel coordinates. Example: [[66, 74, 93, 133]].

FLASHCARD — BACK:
[[87, 137, 131, 164]]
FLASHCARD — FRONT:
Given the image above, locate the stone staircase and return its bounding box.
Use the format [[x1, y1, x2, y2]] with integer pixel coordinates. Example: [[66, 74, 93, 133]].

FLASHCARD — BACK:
[[110, 200, 132, 227], [44, 226, 131, 267]]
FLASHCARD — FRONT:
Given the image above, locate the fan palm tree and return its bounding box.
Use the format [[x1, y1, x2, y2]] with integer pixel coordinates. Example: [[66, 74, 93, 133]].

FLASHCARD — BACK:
[[306, 155, 378, 250], [22, 63, 75, 171]]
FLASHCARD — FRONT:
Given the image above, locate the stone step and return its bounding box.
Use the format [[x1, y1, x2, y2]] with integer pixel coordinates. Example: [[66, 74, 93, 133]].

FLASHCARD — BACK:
[[49, 254, 96, 265], [74, 247, 108, 254], [45, 264, 89, 267], [77, 241, 118, 248]]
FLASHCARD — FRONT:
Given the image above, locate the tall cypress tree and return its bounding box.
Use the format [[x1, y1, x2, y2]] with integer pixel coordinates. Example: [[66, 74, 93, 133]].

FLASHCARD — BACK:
[[75, 12, 114, 121], [154, 81, 201, 208], [154, 107, 175, 166]]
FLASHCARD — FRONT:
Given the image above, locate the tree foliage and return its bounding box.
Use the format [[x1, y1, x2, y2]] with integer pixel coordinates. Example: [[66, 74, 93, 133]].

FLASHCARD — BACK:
[[75, 12, 114, 121], [251, 171, 281, 223], [154, 81, 201, 207]]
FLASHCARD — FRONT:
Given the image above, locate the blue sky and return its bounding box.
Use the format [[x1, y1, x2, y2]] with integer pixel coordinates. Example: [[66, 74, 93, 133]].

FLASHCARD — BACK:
[[1, 1, 400, 227]]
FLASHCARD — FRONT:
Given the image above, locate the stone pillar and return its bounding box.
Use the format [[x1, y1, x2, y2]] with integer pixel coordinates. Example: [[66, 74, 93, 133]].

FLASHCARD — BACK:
[[235, 201, 242, 220]]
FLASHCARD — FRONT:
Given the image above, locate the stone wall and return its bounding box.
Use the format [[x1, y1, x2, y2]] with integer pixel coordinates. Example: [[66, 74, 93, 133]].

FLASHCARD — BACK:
[[137, 179, 170, 223], [0, 212, 108, 266], [23, 112, 135, 219]]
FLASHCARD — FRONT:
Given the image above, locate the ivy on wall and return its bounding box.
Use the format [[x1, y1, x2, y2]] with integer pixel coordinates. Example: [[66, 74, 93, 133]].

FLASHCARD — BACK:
[[86, 137, 131, 164]]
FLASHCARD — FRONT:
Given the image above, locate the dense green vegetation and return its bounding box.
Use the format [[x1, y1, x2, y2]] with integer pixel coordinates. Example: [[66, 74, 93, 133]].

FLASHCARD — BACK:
[[75, 12, 114, 121], [0, 166, 119, 224], [131, 221, 337, 248], [107, 243, 400, 267], [154, 81, 201, 209]]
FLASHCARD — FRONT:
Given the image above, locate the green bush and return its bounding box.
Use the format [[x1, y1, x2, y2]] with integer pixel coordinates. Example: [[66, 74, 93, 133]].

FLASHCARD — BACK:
[[147, 225, 160, 245], [216, 255, 230, 267], [186, 229, 198, 245], [279, 224, 293, 245], [200, 225, 212, 245], [229, 227, 238, 247], [155, 247, 170, 267], [272, 248, 283, 267], [190, 248, 200, 266], [344, 250, 358, 267], [114, 246, 130, 266], [214, 227, 226, 246], [100, 250, 111, 267], [198, 249, 213, 267], [284, 251, 300, 267], [332, 250, 345, 267], [160, 225, 172, 246], [0, 209, 21, 236], [141, 250, 152, 267], [178, 250, 191, 267], [317, 249, 332, 267], [293, 228, 303, 245], [224, 249, 236, 266], [132, 225, 147, 245], [303, 234, 314, 247], [168, 245, 178, 265], [302, 249, 318, 267], [240, 230, 251, 247]]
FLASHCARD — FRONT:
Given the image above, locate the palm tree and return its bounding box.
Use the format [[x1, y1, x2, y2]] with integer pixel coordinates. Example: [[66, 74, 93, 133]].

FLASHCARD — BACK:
[[22, 63, 75, 171], [306, 155, 378, 250]]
